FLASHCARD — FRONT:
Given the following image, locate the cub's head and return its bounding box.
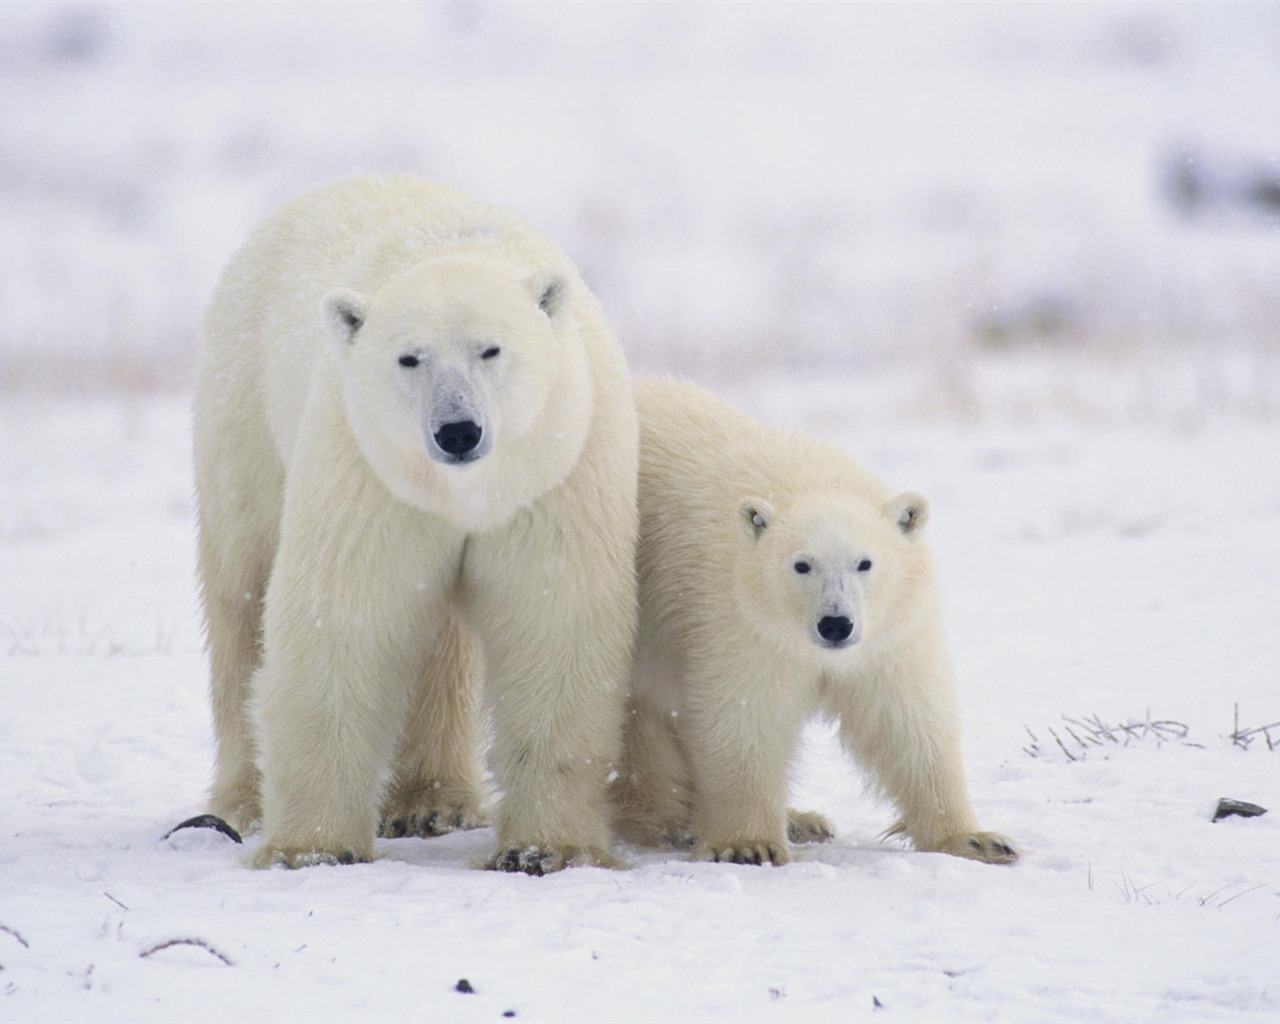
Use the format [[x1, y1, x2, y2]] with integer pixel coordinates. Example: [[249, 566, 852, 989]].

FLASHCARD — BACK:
[[734, 490, 929, 657], [323, 253, 573, 470]]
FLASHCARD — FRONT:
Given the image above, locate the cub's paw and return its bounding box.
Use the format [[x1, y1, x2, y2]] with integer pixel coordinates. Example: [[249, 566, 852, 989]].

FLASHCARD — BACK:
[[379, 787, 489, 839], [251, 844, 371, 870], [486, 844, 622, 876], [786, 807, 836, 844], [937, 831, 1019, 865], [696, 839, 791, 867]]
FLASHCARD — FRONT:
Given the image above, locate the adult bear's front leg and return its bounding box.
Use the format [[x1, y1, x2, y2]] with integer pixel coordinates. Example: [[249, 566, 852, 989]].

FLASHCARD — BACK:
[[464, 503, 636, 874], [251, 441, 462, 868]]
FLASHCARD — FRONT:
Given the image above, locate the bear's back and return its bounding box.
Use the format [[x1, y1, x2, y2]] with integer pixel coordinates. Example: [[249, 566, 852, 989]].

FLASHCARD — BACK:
[[635, 378, 893, 530], [633, 378, 899, 633]]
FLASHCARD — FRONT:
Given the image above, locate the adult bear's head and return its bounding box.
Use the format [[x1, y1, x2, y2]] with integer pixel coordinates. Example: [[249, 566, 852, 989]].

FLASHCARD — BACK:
[[321, 251, 593, 529]]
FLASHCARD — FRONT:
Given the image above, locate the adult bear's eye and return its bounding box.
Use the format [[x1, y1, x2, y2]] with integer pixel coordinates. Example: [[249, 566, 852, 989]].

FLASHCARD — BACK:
[[398, 353, 420, 368], [481, 346, 501, 360], [857, 559, 873, 572], [794, 561, 811, 575]]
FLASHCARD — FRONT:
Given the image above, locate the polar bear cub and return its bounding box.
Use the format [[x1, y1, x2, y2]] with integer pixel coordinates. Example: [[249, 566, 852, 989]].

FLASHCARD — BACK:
[[614, 378, 1016, 866], [194, 176, 638, 872]]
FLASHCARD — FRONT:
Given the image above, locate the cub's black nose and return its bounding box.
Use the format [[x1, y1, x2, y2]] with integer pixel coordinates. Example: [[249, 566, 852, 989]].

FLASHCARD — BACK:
[[817, 615, 854, 644], [434, 420, 483, 457]]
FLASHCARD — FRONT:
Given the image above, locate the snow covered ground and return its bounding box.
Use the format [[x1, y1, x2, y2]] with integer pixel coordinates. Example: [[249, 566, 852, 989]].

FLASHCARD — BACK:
[[2, 373, 1278, 1022], [2, 3, 1279, 1021]]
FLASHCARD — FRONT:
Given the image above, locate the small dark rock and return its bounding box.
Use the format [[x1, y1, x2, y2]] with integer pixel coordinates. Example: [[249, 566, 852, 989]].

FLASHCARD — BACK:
[[162, 814, 243, 844], [454, 978, 475, 994], [1213, 798, 1268, 822]]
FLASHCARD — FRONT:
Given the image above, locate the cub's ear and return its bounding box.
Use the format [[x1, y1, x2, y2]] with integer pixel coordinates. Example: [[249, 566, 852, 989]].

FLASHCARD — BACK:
[[738, 498, 773, 541], [323, 289, 367, 345], [888, 492, 929, 537], [525, 269, 568, 318]]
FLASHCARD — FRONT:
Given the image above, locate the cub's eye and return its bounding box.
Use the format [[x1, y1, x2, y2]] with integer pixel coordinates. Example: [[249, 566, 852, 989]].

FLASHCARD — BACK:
[[398, 354, 420, 368], [794, 561, 811, 575], [857, 559, 873, 572], [481, 346, 501, 360]]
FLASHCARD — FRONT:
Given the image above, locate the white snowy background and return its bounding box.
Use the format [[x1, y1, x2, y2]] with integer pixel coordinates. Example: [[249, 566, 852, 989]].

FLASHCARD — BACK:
[[2, 2, 1278, 1021]]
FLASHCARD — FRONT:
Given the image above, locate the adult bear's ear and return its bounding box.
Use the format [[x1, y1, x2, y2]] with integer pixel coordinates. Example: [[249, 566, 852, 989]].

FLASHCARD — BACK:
[[888, 492, 929, 537], [738, 498, 773, 540], [525, 269, 568, 318], [323, 289, 367, 345]]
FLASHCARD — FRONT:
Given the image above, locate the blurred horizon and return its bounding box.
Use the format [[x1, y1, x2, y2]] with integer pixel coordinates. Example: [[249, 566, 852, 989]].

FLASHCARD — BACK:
[[3, 0, 1280, 418]]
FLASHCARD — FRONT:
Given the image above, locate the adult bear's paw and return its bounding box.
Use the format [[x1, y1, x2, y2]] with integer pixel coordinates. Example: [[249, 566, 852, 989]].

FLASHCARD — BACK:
[[485, 844, 621, 876], [786, 807, 836, 844], [379, 786, 489, 839], [251, 844, 371, 869]]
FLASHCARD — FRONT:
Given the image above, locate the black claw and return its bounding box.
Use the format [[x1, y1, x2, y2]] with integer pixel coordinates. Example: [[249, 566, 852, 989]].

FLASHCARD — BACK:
[[337, 851, 357, 865], [519, 849, 558, 876]]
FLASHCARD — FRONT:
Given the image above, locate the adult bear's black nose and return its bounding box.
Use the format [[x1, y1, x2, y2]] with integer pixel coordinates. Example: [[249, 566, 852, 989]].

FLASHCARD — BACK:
[[817, 615, 854, 645], [434, 420, 483, 457]]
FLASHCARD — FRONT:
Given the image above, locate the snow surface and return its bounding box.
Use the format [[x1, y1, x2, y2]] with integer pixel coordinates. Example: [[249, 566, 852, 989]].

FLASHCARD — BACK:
[[2, 3, 1279, 1022], [2, 376, 1279, 1023]]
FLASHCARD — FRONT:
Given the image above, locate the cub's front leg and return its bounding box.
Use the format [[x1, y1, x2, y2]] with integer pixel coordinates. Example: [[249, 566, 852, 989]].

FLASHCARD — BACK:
[[683, 655, 811, 867], [836, 630, 1018, 866]]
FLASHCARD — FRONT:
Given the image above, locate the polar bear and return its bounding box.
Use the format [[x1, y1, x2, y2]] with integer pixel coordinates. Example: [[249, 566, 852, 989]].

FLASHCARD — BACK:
[[613, 379, 1016, 866], [193, 176, 638, 872]]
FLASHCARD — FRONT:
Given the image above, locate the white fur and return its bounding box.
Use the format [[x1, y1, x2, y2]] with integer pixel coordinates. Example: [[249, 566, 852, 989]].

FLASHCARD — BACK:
[[614, 379, 1016, 866], [194, 176, 637, 871]]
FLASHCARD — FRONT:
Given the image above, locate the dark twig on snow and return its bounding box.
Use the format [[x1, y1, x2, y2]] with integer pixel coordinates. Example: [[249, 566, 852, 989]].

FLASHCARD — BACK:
[[1024, 711, 1196, 761], [138, 938, 233, 966], [1231, 703, 1280, 751], [0, 924, 29, 949]]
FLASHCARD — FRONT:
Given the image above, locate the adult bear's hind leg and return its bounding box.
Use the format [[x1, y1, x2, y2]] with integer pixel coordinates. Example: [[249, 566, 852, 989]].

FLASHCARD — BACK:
[[380, 615, 490, 838], [193, 382, 283, 836]]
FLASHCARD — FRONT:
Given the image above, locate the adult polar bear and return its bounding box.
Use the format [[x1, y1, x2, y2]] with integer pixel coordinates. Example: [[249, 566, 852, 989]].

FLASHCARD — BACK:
[[614, 379, 1016, 866], [194, 176, 637, 872]]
